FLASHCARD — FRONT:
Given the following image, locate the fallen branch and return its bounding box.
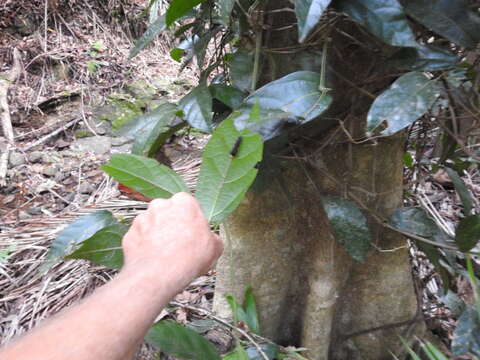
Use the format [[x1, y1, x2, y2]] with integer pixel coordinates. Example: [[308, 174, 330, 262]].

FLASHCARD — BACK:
[[0, 48, 22, 186], [22, 118, 78, 152]]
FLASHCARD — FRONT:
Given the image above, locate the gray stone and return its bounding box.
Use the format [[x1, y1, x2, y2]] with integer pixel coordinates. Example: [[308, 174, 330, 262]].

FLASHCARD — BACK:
[[54, 171, 68, 182], [111, 136, 131, 147], [41, 152, 59, 163], [111, 143, 133, 154], [79, 182, 95, 194], [9, 152, 26, 167], [27, 206, 42, 215], [28, 151, 43, 163], [18, 211, 32, 220], [70, 136, 111, 155], [42, 165, 59, 177]]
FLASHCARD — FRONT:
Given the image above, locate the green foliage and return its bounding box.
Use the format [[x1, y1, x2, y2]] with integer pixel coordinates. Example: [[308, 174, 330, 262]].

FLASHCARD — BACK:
[[129, 14, 166, 59], [170, 48, 185, 62], [165, 0, 205, 26], [210, 84, 245, 110], [223, 343, 250, 360], [455, 215, 480, 252], [145, 320, 221, 359], [179, 81, 213, 133], [367, 72, 440, 135], [295, 0, 332, 42], [322, 196, 371, 262], [102, 154, 189, 199], [390, 44, 458, 71], [228, 49, 255, 93], [445, 168, 474, 216], [196, 116, 263, 223], [226, 286, 261, 334], [451, 307, 480, 356]]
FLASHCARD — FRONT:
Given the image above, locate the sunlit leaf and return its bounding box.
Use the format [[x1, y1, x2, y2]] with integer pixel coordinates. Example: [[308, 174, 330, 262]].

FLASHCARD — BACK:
[[145, 320, 221, 359], [179, 82, 213, 132], [166, 0, 205, 26], [102, 154, 189, 199], [323, 196, 371, 262], [446, 168, 474, 216], [367, 72, 440, 135], [403, 0, 480, 49], [452, 307, 480, 356], [67, 224, 128, 269], [455, 215, 480, 252], [295, 0, 332, 42], [195, 117, 263, 223], [170, 48, 185, 62], [129, 14, 166, 59], [335, 0, 417, 47], [44, 211, 117, 269], [390, 44, 458, 71], [209, 84, 245, 109], [228, 49, 254, 92], [116, 103, 184, 157]]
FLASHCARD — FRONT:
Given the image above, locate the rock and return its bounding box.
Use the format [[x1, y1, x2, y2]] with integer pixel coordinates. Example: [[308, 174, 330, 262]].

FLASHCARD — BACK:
[[111, 136, 131, 147], [111, 143, 133, 154], [36, 179, 57, 193], [18, 211, 32, 220], [27, 206, 42, 215], [9, 152, 26, 167], [28, 151, 43, 163], [42, 164, 60, 177], [55, 138, 70, 149], [71, 136, 111, 155], [54, 171, 68, 182], [41, 152, 59, 163], [79, 182, 95, 194]]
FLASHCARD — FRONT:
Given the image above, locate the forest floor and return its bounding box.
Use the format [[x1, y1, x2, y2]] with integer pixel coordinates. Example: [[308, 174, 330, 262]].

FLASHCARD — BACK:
[[1, 1, 479, 359]]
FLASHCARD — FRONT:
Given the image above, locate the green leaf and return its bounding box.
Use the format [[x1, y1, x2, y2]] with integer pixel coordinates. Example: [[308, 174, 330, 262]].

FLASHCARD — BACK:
[[226, 295, 247, 326], [390, 44, 458, 71], [179, 82, 213, 132], [245, 344, 279, 360], [323, 196, 371, 262], [223, 343, 250, 360], [218, 0, 236, 26], [403, 152, 414, 168], [245, 71, 331, 121], [402, 0, 480, 49], [445, 168, 474, 216], [102, 154, 189, 199], [367, 72, 440, 135], [295, 0, 332, 42], [422, 342, 449, 360], [44, 211, 117, 268], [146, 320, 221, 360], [210, 84, 245, 110], [243, 286, 260, 335], [116, 103, 184, 157], [335, 0, 417, 47], [67, 224, 128, 269], [455, 215, 480, 252], [170, 48, 185, 62], [452, 307, 480, 356], [196, 117, 263, 223], [129, 14, 166, 59], [166, 0, 205, 26], [228, 49, 254, 92]]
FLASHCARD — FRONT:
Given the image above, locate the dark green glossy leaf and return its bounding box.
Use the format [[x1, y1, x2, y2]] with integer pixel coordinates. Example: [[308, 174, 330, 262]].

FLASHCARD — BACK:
[[390, 44, 458, 71], [67, 224, 128, 269], [335, 0, 416, 47], [170, 48, 185, 62], [196, 117, 263, 223], [367, 72, 440, 135], [44, 211, 117, 268], [129, 14, 166, 59], [446, 168, 474, 216], [245, 344, 279, 360], [210, 84, 245, 109], [323, 196, 371, 262], [218, 0, 235, 25], [179, 82, 213, 132], [116, 103, 184, 157], [244, 71, 332, 121], [228, 49, 254, 92], [102, 154, 189, 199], [455, 215, 480, 252], [145, 320, 221, 359], [403, 0, 480, 49], [166, 0, 205, 26], [243, 286, 260, 335], [295, 0, 332, 42], [452, 307, 480, 356]]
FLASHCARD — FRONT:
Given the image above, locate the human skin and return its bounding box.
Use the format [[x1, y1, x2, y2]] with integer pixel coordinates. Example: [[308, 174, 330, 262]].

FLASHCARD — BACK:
[[0, 192, 223, 360]]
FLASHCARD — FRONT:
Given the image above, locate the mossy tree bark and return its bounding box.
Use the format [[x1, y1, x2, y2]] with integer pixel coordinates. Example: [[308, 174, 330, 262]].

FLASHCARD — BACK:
[[213, 2, 425, 358]]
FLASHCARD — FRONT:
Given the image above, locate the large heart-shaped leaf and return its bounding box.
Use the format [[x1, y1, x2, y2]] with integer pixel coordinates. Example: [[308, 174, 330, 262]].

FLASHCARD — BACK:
[[322, 196, 371, 262], [295, 0, 332, 42], [244, 71, 332, 121], [116, 103, 184, 157], [335, 0, 417, 47], [67, 223, 128, 269], [455, 215, 480, 252], [402, 0, 480, 50], [102, 154, 189, 199], [179, 82, 213, 133], [166, 0, 205, 26], [446, 168, 474, 216], [228, 49, 254, 92], [367, 72, 440, 135], [145, 320, 221, 360], [390, 44, 458, 71], [195, 117, 263, 223], [452, 307, 480, 356], [129, 14, 166, 59], [44, 211, 118, 269]]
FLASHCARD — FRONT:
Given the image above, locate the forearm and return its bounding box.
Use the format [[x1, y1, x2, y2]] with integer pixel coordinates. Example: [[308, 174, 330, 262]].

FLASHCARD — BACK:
[[1, 266, 182, 360]]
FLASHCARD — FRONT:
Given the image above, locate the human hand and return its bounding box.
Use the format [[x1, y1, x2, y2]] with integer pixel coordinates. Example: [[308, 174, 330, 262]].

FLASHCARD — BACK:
[[121, 192, 223, 289]]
